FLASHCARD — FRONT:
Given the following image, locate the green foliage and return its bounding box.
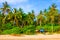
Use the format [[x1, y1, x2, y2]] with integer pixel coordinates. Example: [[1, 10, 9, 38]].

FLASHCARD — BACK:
[[36, 26, 42, 30], [2, 27, 21, 34], [1, 23, 14, 31], [53, 26, 60, 32], [43, 25, 52, 32], [1, 25, 36, 35], [0, 2, 60, 35], [36, 25, 60, 33], [36, 25, 52, 32], [22, 25, 36, 35]]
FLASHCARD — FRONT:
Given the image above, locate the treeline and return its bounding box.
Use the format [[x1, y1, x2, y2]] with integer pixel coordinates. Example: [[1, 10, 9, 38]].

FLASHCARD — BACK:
[[0, 2, 60, 34]]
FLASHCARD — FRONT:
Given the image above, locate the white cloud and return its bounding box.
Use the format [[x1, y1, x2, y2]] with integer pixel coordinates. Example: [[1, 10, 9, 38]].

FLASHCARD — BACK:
[[0, 0, 33, 13], [18, 5, 38, 15], [0, 0, 28, 4], [0, 0, 38, 15], [16, 4, 33, 13]]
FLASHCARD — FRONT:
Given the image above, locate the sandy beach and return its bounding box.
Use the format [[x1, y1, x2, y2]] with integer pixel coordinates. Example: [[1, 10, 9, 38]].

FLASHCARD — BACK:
[[0, 34, 60, 40]]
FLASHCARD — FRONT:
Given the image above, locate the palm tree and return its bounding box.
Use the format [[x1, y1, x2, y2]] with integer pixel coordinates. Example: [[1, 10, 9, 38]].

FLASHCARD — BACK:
[[27, 10, 35, 25], [43, 9, 48, 25], [0, 2, 10, 25], [37, 10, 44, 26], [0, 2, 10, 15], [6, 11, 13, 23], [58, 14, 60, 25], [0, 13, 2, 26], [13, 8, 19, 26], [48, 3, 58, 33], [18, 8, 25, 27], [27, 12, 32, 25], [31, 10, 35, 25]]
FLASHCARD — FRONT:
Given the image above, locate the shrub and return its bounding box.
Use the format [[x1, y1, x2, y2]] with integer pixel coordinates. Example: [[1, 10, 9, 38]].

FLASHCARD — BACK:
[[53, 26, 60, 32], [43, 25, 52, 32], [36, 25, 53, 32], [22, 25, 36, 35], [36, 26, 42, 30], [1, 25, 36, 35], [1, 23, 14, 31], [2, 27, 21, 34]]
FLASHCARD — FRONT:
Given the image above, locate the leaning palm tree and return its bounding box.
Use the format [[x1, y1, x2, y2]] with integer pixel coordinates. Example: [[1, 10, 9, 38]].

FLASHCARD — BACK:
[[12, 8, 19, 26], [0, 2, 10, 15], [13, 8, 23, 27], [0, 2, 10, 24]]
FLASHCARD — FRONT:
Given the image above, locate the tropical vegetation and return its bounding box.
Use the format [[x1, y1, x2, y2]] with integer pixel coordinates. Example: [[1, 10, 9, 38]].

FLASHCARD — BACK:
[[0, 2, 60, 35]]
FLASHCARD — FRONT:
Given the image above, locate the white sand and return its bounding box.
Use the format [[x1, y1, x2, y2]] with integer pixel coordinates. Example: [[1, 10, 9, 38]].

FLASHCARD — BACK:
[[0, 34, 60, 40]]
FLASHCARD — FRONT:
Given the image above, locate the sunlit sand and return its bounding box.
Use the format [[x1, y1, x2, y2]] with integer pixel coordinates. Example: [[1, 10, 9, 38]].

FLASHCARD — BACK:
[[0, 34, 60, 40]]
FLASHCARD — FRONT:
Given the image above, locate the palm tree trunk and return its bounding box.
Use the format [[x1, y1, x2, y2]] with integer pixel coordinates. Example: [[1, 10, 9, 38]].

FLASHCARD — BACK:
[[40, 20, 41, 26], [51, 20, 54, 33]]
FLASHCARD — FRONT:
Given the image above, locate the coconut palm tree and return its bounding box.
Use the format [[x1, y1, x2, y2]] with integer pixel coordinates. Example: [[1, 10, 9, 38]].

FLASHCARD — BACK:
[[58, 14, 60, 25], [12, 8, 19, 26], [37, 10, 44, 26], [18, 8, 25, 27], [31, 10, 35, 25], [0, 12, 2, 26], [43, 9, 48, 25], [27, 10, 35, 25], [0, 2, 10, 25], [48, 3, 58, 33], [0, 2, 10, 15]]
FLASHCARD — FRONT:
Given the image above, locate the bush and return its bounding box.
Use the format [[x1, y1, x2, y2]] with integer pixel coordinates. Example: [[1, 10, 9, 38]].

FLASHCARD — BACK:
[[53, 26, 60, 32], [36, 25, 53, 32], [36, 25, 60, 33], [36, 26, 42, 30], [22, 25, 36, 35], [1, 25, 36, 35], [43, 25, 52, 32], [1, 23, 14, 31], [43, 25, 60, 32], [2, 27, 21, 34]]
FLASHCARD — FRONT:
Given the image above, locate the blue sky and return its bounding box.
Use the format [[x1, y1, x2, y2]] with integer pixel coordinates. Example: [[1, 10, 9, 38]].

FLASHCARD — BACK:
[[0, 0, 60, 15]]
